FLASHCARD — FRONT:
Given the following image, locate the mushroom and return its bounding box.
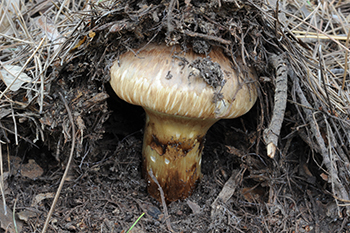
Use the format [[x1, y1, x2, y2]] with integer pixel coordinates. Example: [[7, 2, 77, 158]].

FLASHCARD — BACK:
[[110, 44, 257, 203]]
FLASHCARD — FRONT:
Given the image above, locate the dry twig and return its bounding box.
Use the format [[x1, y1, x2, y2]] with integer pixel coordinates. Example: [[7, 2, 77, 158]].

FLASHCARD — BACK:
[[148, 169, 174, 233], [41, 92, 76, 233], [263, 54, 288, 158], [295, 79, 350, 215]]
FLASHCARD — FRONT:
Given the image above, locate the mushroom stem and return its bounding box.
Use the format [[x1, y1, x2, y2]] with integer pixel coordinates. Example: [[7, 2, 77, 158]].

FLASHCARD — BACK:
[[110, 44, 258, 203], [142, 108, 217, 203]]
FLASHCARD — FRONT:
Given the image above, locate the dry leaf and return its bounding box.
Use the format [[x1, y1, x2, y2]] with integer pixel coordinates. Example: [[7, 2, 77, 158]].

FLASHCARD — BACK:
[[187, 200, 201, 214], [70, 36, 87, 51], [88, 30, 96, 38], [0, 0, 25, 35], [226, 145, 244, 157], [21, 159, 44, 179], [17, 209, 37, 222], [320, 173, 328, 181], [0, 65, 32, 91], [241, 186, 265, 203], [36, 16, 61, 41], [35, 15, 66, 51], [32, 192, 55, 206]]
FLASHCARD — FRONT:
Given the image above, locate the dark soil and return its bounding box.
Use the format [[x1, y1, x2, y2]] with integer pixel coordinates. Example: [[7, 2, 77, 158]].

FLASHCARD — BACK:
[[2, 92, 348, 232]]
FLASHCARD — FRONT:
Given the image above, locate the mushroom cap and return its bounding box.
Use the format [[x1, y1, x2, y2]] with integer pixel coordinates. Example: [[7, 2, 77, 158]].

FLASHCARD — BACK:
[[110, 44, 257, 119]]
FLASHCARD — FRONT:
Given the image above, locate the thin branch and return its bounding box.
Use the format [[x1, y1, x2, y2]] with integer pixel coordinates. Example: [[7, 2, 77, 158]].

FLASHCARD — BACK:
[[342, 30, 350, 90], [263, 54, 288, 158], [148, 169, 174, 233], [41, 92, 76, 233], [183, 30, 232, 45], [295, 79, 350, 216]]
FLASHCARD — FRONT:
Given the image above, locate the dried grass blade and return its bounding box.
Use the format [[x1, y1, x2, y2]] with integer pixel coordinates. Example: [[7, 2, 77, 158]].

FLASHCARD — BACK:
[[0, 35, 46, 99], [0, 143, 6, 215]]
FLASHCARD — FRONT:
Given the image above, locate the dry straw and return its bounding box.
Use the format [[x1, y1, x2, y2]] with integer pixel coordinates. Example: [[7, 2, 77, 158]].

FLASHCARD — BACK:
[[0, 0, 349, 231]]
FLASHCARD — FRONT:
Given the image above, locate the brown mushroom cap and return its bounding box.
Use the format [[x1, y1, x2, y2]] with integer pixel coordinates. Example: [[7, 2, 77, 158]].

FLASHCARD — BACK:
[[110, 44, 257, 120], [110, 43, 258, 202]]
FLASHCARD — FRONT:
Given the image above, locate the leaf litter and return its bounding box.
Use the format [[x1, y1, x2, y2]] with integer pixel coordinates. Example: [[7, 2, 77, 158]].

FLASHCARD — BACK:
[[0, 0, 349, 232]]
